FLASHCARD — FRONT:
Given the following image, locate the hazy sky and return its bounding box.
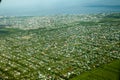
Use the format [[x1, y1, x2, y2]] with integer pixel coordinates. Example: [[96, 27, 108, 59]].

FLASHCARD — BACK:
[[1, 0, 120, 7], [0, 0, 120, 16]]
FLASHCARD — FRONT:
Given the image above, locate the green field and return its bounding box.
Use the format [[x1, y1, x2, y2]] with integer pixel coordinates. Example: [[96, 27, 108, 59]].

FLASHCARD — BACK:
[[71, 60, 120, 80], [0, 13, 120, 80]]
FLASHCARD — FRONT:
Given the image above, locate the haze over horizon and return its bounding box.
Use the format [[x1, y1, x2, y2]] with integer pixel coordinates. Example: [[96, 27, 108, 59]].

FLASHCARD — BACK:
[[0, 0, 120, 16]]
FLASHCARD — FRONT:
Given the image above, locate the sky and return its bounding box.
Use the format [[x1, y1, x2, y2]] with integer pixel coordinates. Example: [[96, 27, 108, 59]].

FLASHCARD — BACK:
[[0, 0, 120, 16]]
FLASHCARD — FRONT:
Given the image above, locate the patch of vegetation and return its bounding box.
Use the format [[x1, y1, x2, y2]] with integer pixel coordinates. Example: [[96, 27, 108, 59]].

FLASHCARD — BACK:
[[105, 13, 120, 19], [71, 60, 120, 80], [0, 28, 23, 37]]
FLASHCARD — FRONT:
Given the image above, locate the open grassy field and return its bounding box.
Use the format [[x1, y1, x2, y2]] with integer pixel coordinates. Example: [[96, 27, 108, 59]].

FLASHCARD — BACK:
[[0, 13, 120, 80], [71, 60, 120, 80]]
